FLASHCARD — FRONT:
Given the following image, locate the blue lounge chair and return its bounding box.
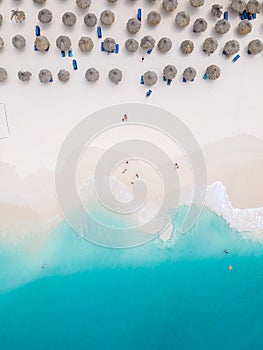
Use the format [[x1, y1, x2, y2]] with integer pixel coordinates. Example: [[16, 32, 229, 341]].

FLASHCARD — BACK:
[[146, 89, 152, 97], [73, 59, 78, 70], [232, 54, 240, 62], [35, 25, 40, 36], [97, 26, 102, 39], [137, 9, 142, 21]]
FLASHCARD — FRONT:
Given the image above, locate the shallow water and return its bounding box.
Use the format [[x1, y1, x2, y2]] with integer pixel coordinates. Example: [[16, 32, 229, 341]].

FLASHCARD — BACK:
[[1, 209, 263, 350]]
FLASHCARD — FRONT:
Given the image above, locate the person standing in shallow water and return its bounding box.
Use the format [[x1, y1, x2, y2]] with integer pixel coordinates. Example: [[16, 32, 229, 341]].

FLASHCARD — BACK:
[[122, 114, 128, 122]]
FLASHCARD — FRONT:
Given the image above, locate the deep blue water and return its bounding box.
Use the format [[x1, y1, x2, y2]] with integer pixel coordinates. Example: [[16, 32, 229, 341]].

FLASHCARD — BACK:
[[1, 209, 263, 350]]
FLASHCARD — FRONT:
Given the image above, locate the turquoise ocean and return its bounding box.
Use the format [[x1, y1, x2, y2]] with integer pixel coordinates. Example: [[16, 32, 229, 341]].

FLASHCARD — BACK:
[[1, 208, 263, 350]]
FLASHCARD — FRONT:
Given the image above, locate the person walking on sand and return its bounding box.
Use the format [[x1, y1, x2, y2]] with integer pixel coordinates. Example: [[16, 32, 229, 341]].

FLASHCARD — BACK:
[[175, 163, 179, 169]]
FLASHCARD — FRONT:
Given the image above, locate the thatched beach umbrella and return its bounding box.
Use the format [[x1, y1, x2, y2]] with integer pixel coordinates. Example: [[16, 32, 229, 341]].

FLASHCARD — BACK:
[[33, 0, 46, 4], [0, 37, 4, 49], [183, 67, 197, 81], [12, 34, 26, 49], [126, 18, 141, 34], [56, 35, 72, 51], [203, 37, 218, 55], [223, 40, 240, 57], [206, 65, 221, 80], [193, 18, 208, 33], [215, 19, 231, 34], [78, 37, 94, 52], [190, 0, 205, 7], [181, 40, 194, 54], [231, 0, 246, 13], [38, 9, 53, 24], [18, 71, 32, 82], [158, 37, 172, 53], [85, 68, 100, 82], [103, 37, 116, 52], [0, 68, 7, 82], [147, 11, 161, 26], [140, 35, 155, 51], [84, 13, 97, 27], [62, 12, 77, 26], [163, 65, 177, 80], [76, 0, 91, 9], [100, 10, 115, 25], [175, 11, 190, 27], [143, 71, 158, 86], [246, 0, 261, 14], [58, 69, 70, 83], [38, 69, 52, 83], [162, 0, 178, 12], [35, 35, 50, 51], [125, 38, 139, 52], [109, 68, 122, 84], [237, 20, 252, 35], [211, 4, 223, 18], [248, 39, 263, 54]]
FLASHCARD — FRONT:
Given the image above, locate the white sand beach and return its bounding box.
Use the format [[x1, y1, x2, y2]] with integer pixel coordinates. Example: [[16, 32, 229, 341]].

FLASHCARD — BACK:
[[0, 0, 263, 239]]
